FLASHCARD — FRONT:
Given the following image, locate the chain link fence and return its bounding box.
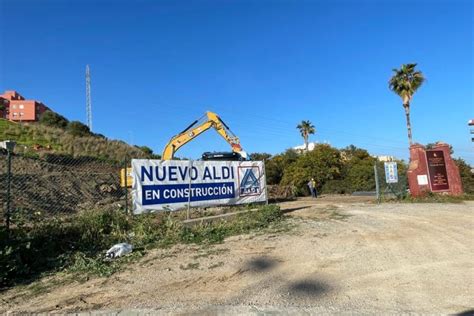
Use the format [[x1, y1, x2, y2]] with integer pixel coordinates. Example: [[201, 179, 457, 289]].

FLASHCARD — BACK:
[[0, 148, 129, 230], [374, 160, 408, 200], [0, 144, 409, 232]]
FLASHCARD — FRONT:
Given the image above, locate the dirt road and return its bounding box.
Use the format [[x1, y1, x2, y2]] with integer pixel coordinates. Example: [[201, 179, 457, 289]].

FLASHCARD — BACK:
[[2, 197, 473, 314]]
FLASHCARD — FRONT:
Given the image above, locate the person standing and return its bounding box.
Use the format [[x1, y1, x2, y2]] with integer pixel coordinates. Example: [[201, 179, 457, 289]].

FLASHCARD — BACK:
[[307, 178, 317, 198], [311, 178, 317, 198]]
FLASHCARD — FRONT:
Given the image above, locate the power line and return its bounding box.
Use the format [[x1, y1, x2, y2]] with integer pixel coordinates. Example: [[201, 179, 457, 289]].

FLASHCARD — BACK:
[[108, 98, 470, 158]]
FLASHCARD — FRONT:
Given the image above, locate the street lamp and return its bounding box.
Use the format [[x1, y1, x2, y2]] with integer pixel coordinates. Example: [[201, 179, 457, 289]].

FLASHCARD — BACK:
[[1, 140, 16, 233]]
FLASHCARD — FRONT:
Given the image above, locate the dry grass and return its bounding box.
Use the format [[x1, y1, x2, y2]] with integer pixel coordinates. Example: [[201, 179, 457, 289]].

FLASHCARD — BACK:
[[0, 119, 147, 162]]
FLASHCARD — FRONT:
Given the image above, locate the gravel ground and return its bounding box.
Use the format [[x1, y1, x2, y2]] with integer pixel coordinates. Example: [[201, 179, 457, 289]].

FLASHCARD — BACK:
[[1, 196, 473, 314]]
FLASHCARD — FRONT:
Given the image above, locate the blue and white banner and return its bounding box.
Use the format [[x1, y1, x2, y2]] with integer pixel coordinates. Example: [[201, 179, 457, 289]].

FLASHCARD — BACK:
[[131, 159, 267, 213], [384, 162, 398, 184]]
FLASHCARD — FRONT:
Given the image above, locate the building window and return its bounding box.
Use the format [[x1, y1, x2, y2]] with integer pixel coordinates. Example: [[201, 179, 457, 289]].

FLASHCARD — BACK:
[[20, 112, 24, 116], [12, 104, 17, 109], [19, 104, 24, 109], [13, 112, 18, 116]]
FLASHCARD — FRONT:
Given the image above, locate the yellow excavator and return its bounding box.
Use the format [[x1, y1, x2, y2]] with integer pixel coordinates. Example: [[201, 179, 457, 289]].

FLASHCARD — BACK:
[[162, 111, 247, 160], [121, 111, 247, 187]]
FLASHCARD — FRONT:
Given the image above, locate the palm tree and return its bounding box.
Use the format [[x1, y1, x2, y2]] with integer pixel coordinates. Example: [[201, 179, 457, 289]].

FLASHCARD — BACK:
[[389, 63, 425, 145], [297, 120, 316, 151]]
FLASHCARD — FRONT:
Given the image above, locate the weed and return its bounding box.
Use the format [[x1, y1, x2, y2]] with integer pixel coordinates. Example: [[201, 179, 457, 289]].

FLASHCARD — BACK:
[[401, 193, 474, 203], [1, 204, 284, 288], [329, 210, 351, 220], [67, 252, 118, 277], [180, 262, 200, 270], [257, 218, 296, 235], [208, 262, 224, 269], [140, 253, 176, 266], [193, 248, 230, 259]]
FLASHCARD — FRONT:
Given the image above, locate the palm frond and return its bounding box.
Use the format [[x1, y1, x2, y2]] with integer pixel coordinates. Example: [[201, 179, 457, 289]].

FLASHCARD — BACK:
[[388, 63, 425, 102]]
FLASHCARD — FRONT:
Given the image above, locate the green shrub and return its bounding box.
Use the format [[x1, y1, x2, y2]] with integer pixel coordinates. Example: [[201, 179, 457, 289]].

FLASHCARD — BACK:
[[265, 150, 298, 185], [455, 158, 474, 194], [322, 179, 350, 194], [39, 111, 69, 129], [137, 146, 153, 156], [281, 144, 342, 194], [76, 209, 131, 251], [67, 121, 91, 137]]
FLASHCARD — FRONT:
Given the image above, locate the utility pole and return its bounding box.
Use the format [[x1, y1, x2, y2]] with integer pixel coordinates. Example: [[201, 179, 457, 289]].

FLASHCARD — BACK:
[[85, 65, 92, 131]]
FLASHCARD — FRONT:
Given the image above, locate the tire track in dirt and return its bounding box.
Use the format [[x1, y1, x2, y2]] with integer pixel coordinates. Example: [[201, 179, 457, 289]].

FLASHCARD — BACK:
[[338, 204, 473, 312], [1, 200, 473, 314]]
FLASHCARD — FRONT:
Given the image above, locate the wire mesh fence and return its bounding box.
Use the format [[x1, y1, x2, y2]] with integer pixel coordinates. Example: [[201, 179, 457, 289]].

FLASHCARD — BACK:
[[0, 151, 270, 231], [0, 148, 128, 229], [375, 160, 408, 200], [0, 144, 409, 231]]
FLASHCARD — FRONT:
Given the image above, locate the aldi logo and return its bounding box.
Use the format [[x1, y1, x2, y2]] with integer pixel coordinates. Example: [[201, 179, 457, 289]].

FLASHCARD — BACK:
[[239, 166, 261, 196]]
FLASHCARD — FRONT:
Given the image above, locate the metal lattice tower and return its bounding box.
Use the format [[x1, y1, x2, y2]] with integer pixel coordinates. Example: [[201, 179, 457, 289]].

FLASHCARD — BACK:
[[85, 65, 92, 131]]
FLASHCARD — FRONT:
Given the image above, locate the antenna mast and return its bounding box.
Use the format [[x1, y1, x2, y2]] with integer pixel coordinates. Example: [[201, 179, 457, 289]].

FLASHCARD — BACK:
[[85, 65, 92, 131]]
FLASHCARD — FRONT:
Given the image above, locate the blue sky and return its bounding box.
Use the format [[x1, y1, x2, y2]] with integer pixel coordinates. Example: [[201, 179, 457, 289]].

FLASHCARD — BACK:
[[1, 0, 472, 163]]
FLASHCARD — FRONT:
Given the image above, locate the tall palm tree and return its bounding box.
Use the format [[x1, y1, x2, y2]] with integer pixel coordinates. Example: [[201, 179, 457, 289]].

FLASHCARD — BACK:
[[297, 120, 316, 151], [389, 63, 425, 145]]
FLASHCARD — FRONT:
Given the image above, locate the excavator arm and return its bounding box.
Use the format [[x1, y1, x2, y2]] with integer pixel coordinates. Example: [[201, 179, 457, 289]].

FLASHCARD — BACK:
[[121, 111, 246, 187], [162, 111, 246, 160]]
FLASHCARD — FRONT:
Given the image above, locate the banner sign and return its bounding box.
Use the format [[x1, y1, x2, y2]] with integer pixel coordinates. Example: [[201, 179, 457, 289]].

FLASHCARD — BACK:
[[426, 150, 450, 191], [384, 162, 398, 183], [131, 159, 267, 213]]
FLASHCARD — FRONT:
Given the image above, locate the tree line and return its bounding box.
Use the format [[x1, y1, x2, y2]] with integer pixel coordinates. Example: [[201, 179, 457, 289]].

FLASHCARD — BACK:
[[251, 145, 407, 195], [252, 144, 472, 196]]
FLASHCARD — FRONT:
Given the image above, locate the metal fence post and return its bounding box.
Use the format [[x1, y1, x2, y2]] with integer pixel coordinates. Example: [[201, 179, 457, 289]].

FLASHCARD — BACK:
[[263, 159, 269, 205], [374, 162, 380, 204], [124, 157, 128, 215], [187, 160, 192, 220], [5, 149, 12, 234]]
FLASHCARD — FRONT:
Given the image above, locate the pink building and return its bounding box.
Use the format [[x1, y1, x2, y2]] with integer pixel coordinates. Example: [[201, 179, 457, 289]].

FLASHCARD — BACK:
[[0, 90, 49, 122]]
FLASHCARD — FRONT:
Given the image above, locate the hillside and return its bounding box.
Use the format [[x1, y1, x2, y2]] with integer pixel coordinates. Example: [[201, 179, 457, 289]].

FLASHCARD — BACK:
[[0, 118, 148, 162], [0, 118, 152, 217]]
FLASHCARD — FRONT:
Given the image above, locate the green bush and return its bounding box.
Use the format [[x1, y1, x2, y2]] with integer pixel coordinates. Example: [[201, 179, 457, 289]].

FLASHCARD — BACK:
[[322, 179, 350, 194], [267, 144, 409, 196], [76, 209, 131, 251], [67, 121, 91, 137], [137, 145, 153, 156], [455, 158, 474, 194], [281, 144, 342, 194], [249, 152, 272, 161], [265, 150, 298, 185], [39, 111, 69, 129]]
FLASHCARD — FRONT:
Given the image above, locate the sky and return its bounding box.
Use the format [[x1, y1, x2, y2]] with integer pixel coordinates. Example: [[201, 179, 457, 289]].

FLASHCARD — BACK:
[[0, 0, 473, 163]]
